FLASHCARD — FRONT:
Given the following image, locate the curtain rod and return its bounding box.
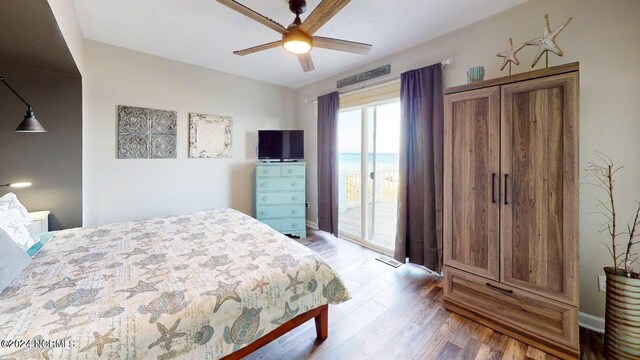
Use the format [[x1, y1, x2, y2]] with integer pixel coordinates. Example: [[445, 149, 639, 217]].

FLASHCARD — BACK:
[[305, 57, 453, 103]]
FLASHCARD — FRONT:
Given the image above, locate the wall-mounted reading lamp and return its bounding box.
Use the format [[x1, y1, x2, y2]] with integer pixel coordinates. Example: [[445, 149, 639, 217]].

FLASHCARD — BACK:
[[0, 76, 46, 132], [0, 182, 32, 189]]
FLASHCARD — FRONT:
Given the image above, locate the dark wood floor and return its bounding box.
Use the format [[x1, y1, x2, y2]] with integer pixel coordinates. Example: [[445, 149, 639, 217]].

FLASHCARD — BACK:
[[246, 230, 604, 360]]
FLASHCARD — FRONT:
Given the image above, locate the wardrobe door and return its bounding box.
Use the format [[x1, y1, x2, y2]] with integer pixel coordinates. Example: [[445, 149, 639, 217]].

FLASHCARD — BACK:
[[501, 72, 579, 305], [444, 86, 500, 280]]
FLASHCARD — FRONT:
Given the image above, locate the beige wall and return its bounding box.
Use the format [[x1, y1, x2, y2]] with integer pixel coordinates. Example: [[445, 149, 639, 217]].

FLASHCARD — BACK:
[[83, 40, 297, 226], [296, 0, 640, 318]]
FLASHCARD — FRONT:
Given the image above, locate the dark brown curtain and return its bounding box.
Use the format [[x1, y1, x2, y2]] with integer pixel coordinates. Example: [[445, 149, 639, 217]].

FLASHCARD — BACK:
[[317, 91, 340, 236], [394, 63, 444, 272]]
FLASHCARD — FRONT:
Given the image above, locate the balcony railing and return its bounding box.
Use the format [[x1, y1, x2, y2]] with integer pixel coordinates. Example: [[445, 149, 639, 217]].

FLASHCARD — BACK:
[[339, 168, 399, 211]]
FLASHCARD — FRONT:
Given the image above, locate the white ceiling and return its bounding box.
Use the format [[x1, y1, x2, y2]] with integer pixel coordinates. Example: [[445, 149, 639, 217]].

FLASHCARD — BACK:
[[74, 0, 526, 89]]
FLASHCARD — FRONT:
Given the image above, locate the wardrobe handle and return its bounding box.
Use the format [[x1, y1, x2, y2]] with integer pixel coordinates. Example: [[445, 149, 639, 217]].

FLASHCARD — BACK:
[[504, 174, 509, 205], [486, 283, 514, 296], [491, 173, 496, 203]]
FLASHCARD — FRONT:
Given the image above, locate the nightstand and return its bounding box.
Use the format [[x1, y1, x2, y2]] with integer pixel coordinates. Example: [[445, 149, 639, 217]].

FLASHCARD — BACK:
[[29, 211, 50, 233]]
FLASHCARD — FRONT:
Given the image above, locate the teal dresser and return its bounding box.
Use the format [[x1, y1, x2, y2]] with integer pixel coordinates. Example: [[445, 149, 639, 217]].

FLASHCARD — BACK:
[[255, 161, 306, 238]]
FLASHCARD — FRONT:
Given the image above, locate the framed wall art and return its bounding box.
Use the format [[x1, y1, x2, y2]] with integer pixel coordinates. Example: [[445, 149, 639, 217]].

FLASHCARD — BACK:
[[188, 113, 233, 158]]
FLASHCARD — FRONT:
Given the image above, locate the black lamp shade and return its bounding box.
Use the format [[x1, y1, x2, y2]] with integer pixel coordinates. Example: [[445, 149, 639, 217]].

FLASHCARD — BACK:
[[15, 109, 46, 133]]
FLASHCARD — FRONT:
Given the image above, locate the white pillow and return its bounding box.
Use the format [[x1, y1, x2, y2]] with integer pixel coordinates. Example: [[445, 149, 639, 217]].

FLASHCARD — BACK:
[[0, 193, 39, 250]]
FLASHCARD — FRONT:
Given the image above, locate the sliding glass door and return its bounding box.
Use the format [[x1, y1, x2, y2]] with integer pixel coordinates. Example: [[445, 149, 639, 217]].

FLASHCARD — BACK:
[[338, 99, 400, 254]]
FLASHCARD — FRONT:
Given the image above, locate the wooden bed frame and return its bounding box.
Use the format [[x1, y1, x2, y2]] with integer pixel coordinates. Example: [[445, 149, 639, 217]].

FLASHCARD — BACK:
[[221, 304, 328, 360]]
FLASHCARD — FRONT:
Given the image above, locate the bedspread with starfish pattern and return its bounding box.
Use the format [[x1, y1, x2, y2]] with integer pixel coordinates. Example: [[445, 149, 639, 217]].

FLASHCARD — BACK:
[[0, 208, 350, 359]]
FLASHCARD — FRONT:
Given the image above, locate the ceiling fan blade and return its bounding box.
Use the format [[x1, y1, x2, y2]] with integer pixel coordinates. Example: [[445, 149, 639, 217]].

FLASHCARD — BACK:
[[313, 36, 372, 55], [233, 41, 282, 56], [300, 0, 350, 35], [298, 53, 315, 72], [217, 0, 289, 34]]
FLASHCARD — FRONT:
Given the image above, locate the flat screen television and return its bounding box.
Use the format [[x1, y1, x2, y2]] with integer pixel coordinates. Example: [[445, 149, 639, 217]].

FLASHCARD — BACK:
[[258, 130, 304, 161]]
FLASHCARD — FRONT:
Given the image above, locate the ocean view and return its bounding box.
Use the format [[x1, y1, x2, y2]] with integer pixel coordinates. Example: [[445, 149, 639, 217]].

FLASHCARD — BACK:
[[339, 152, 399, 171]]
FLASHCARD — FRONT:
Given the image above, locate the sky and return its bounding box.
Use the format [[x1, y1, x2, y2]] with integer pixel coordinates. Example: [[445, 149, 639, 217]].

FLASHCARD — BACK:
[[338, 101, 401, 154]]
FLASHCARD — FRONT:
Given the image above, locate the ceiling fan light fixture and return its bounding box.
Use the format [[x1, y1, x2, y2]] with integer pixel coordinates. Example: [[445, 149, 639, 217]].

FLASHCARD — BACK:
[[283, 40, 311, 54], [282, 28, 312, 54]]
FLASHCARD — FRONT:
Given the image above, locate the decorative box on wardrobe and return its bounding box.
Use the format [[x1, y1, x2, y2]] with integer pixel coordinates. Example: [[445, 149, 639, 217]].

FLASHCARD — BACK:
[[442, 63, 580, 359]]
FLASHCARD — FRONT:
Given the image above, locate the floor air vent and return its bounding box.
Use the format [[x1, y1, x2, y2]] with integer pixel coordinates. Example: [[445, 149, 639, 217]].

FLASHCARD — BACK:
[[375, 256, 403, 268]]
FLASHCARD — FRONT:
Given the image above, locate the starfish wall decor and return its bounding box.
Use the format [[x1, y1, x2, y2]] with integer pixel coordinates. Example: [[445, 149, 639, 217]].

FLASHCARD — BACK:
[[525, 14, 573, 68], [497, 37, 525, 75]]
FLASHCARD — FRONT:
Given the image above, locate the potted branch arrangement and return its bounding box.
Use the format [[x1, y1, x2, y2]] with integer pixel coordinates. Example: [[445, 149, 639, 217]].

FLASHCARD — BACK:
[[585, 153, 640, 360]]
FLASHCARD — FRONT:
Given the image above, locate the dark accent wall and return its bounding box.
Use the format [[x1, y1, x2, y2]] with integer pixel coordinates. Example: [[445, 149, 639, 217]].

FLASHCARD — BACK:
[[0, 63, 82, 230], [0, 0, 80, 76]]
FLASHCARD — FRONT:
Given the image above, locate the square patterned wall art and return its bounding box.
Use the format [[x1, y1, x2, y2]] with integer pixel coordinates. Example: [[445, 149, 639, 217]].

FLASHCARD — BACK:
[[189, 113, 233, 158], [117, 105, 177, 159]]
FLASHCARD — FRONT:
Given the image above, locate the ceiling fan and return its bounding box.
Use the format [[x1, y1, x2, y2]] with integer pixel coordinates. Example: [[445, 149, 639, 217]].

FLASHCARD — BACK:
[[217, 0, 372, 72]]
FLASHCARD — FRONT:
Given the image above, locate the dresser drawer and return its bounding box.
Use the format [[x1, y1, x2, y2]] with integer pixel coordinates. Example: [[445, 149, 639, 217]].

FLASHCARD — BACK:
[[444, 267, 578, 349], [261, 218, 306, 232], [281, 165, 305, 177], [257, 205, 305, 219], [256, 178, 304, 192], [256, 166, 281, 177], [257, 192, 305, 205]]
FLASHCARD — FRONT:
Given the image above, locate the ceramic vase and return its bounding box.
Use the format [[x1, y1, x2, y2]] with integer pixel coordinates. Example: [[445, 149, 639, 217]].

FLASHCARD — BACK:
[[604, 267, 640, 359]]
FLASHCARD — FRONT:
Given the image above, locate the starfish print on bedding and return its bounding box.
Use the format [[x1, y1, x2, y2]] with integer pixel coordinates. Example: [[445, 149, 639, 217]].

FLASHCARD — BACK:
[[147, 319, 186, 351], [216, 266, 236, 279], [37, 277, 86, 295], [285, 271, 304, 293], [202, 281, 241, 313], [44, 308, 88, 327], [79, 328, 119, 356], [117, 280, 162, 300], [251, 277, 270, 294]]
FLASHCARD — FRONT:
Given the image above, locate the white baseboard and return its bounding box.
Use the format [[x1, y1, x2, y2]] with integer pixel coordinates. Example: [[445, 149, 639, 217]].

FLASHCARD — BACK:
[[306, 220, 318, 230], [579, 312, 605, 333]]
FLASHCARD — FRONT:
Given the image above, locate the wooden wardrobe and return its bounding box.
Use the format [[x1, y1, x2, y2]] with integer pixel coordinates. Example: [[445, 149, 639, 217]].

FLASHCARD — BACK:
[[443, 63, 579, 359]]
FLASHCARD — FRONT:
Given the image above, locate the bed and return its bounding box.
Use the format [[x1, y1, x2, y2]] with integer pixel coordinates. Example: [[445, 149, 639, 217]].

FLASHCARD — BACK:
[[0, 208, 350, 359]]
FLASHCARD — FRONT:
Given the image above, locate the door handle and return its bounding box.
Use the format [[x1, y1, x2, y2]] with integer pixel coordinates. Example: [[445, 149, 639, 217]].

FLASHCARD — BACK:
[[491, 173, 496, 203], [486, 283, 514, 296], [504, 174, 509, 205]]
